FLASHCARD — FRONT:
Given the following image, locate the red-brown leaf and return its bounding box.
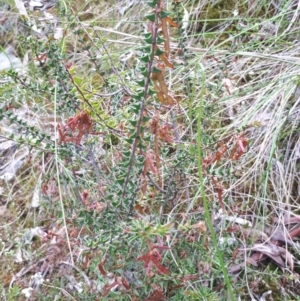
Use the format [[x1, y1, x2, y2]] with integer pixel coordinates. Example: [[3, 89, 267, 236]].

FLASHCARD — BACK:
[[165, 16, 179, 28], [98, 263, 107, 276], [143, 290, 166, 301]]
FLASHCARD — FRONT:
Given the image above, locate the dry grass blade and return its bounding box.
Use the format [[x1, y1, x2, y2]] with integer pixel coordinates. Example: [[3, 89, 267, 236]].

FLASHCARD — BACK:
[[251, 243, 293, 270], [277, 246, 294, 272], [240, 228, 269, 242]]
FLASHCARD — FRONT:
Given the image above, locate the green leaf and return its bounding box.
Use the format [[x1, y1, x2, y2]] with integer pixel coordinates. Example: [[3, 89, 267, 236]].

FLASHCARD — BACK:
[[133, 90, 144, 100], [155, 47, 165, 56], [106, 194, 113, 200], [160, 10, 171, 18], [139, 45, 151, 53], [142, 116, 152, 122], [138, 143, 147, 151], [140, 67, 148, 77], [120, 161, 130, 168], [124, 137, 134, 144], [123, 150, 131, 157], [69, 66, 76, 75], [116, 177, 125, 185], [73, 76, 83, 86], [146, 13, 156, 22], [136, 79, 145, 87], [116, 189, 123, 196], [85, 93, 93, 100], [148, 88, 156, 95], [152, 66, 162, 73], [140, 55, 150, 63], [143, 33, 153, 44], [129, 119, 137, 126], [144, 134, 151, 142], [147, 0, 158, 8], [128, 126, 136, 135], [157, 36, 165, 44], [130, 103, 141, 114]]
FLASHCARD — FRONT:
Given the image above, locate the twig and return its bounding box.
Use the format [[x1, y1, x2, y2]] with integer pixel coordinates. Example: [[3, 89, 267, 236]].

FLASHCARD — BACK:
[[0, 134, 52, 152], [120, 5, 160, 207], [147, 173, 167, 194]]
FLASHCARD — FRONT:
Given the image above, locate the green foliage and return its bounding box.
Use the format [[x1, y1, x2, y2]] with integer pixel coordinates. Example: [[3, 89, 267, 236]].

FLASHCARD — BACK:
[[6, 285, 21, 301], [1, 0, 300, 300]]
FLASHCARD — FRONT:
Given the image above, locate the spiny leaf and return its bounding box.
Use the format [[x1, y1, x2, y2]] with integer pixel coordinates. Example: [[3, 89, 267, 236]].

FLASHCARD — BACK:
[[159, 10, 171, 18], [143, 32, 153, 44], [147, 0, 158, 8], [157, 36, 165, 44], [146, 13, 156, 22], [140, 55, 150, 63], [155, 47, 165, 56]]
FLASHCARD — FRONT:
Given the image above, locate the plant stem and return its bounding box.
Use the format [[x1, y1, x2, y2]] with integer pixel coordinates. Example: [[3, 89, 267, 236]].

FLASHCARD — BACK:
[[120, 5, 160, 208]]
